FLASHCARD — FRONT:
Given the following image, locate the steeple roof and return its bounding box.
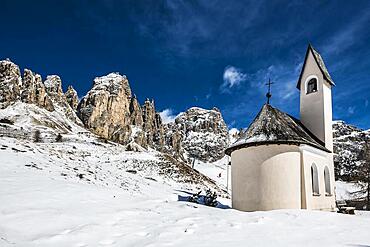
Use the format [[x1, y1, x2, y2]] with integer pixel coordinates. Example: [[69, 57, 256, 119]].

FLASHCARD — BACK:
[[296, 44, 335, 89], [225, 104, 330, 155]]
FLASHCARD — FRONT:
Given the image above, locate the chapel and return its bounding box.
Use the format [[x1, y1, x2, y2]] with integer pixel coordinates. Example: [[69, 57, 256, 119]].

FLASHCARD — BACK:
[[225, 44, 336, 211]]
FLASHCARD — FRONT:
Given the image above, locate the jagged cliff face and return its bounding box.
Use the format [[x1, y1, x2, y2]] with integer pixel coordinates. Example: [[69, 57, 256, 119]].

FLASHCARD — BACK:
[[164, 107, 230, 163], [44, 75, 82, 124], [21, 69, 54, 111], [76, 73, 166, 149], [333, 121, 370, 181], [4, 59, 370, 170], [65, 85, 79, 111], [0, 60, 81, 126], [77, 73, 133, 144], [0, 59, 231, 164], [0, 60, 21, 108]]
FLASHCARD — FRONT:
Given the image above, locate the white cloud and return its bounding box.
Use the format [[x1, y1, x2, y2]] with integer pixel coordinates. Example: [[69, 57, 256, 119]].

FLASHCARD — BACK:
[[159, 109, 180, 124], [220, 66, 247, 93], [365, 99, 369, 108]]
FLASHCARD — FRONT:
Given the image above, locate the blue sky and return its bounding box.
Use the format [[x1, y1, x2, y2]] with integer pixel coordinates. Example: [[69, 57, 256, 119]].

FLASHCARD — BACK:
[[1, 0, 370, 129]]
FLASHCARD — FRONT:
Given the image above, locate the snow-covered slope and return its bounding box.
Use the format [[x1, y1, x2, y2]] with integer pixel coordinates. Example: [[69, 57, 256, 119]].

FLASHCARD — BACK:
[[0, 136, 224, 194], [333, 120, 370, 181], [2, 140, 370, 246], [0, 102, 84, 135]]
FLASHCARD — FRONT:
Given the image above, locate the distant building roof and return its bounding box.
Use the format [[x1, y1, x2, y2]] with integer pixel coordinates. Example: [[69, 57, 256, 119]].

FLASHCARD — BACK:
[[296, 44, 335, 89], [225, 104, 330, 155]]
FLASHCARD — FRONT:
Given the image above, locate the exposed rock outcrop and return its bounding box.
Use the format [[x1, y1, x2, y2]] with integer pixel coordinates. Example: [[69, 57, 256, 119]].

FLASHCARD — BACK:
[[0, 59, 83, 127], [65, 85, 79, 111], [164, 107, 229, 162], [0, 60, 21, 108], [129, 95, 143, 126], [44, 75, 81, 124], [77, 73, 133, 144], [333, 121, 370, 181], [0, 59, 232, 164], [142, 99, 164, 148], [77, 73, 167, 149], [21, 69, 54, 111]]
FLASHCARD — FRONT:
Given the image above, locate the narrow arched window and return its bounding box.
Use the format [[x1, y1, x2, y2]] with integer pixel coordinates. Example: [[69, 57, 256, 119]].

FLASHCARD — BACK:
[[311, 163, 320, 195], [324, 166, 331, 195], [307, 78, 318, 94]]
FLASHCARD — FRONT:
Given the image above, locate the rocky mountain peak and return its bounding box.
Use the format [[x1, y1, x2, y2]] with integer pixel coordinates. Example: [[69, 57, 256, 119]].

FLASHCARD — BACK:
[[333, 120, 363, 138], [42, 75, 81, 124], [65, 85, 79, 111], [21, 69, 54, 111], [129, 96, 143, 126], [166, 107, 230, 162], [0, 59, 21, 80], [91, 72, 131, 98], [0, 60, 231, 165], [77, 72, 134, 144], [176, 107, 228, 135], [44, 75, 64, 97], [333, 120, 370, 181], [0, 60, 21, 108]]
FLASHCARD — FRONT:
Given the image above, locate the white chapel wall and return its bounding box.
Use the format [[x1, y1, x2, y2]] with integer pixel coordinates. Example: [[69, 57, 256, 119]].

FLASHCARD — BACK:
[[300, 146, 336, 211], [231, 145, 301, 211]]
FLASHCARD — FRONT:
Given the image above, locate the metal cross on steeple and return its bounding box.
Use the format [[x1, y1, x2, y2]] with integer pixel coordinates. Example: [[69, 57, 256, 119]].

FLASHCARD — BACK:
[[265, 78, 273, 105]]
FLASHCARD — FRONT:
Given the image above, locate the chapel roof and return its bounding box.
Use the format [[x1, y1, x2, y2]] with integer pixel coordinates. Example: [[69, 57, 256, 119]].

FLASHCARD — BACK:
[[225, 104, 330, 155], [296, 44, 335, 89]]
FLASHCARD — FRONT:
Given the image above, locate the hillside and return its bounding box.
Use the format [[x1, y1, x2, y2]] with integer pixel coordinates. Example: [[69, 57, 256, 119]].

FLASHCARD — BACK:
[[333, 120, 370, 181], [2, 136, 370, 246]]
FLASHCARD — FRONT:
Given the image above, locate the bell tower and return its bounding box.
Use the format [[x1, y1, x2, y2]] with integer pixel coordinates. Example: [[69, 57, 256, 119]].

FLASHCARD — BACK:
[[297, 44, 335, 151]]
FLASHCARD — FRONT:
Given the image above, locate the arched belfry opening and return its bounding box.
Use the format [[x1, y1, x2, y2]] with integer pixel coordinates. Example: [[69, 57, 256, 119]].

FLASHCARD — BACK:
[[307, 78, 318, 94]]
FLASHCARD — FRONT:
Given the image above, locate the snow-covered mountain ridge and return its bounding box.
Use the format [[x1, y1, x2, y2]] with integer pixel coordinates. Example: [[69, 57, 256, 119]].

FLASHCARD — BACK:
[[0, 59, 229, 165], [333, 120, 370, 181], [164, 107, 229, 163]]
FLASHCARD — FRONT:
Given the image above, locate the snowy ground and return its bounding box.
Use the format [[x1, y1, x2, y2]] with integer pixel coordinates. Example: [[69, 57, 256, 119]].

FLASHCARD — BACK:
[[335, 181, 364, 201], [193, 156, 231, 193], [2, 138, 370, 246]]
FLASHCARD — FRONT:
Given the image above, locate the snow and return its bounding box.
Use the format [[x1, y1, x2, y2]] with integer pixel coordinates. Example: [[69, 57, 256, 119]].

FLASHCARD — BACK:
[[228, 128, 239, 144], [335, 181, 363, 201], [2, 137, 370, 246], [0, 101, 84, 134], [192, 156, 231, 193], [43, 75, 61, 90], [230, 133, 276, 148], [94, 72, 127, 86]]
